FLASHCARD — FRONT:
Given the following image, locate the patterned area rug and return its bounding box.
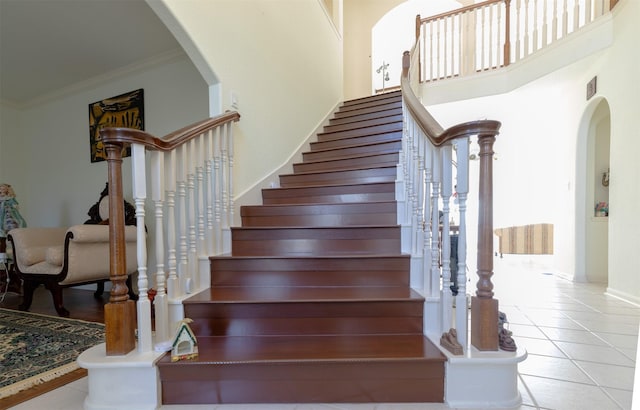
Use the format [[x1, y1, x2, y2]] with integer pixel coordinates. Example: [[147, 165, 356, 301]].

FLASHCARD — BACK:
[[0, 308, 104, 401]]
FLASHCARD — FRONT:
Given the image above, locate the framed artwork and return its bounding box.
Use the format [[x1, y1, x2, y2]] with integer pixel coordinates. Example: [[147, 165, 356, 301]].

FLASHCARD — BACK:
[[89, 89, 144, 163]]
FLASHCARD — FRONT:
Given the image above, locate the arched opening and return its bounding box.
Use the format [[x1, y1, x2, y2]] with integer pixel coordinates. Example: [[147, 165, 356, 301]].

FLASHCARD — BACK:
[[575, 97, 610, 283], [371, 0, 462, 94]]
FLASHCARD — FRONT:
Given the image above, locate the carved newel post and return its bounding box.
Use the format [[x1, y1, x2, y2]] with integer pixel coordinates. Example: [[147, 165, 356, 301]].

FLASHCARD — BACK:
[[104, 142, 136, 356], [471, 134, 499, 351]]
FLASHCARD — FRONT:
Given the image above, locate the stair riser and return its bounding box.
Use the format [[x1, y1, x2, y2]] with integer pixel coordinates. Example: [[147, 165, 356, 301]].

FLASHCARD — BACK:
[[332, 101, 402, 121], [317, 121, 402, 141], [314, 129, 401, 146], [231, 227, 401, 256], [210, 256, 409, 287], [241, 202, 397, 227], [293, 152, 399, 173], [279, 166, 397, 187], [261, 182, 396, 204], [340, 91, 402, 110], [241, 212, 396, 227], [187, 316, 423, 337], [161, 361, 444, 404], [304, 141, 401, 162], [323, 113, 403, 133]]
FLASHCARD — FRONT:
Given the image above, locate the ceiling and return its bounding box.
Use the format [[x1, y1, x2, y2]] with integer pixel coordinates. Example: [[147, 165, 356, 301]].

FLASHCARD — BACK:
[[0, 0, 183, 107]]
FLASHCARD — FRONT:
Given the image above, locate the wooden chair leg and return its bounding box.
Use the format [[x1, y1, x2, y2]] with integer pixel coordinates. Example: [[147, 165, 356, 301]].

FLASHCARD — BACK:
[[19, 279, 38, 312], [44, 280, 70, 317], [126, 275, 138, 301], [94, 280, 105, 298]]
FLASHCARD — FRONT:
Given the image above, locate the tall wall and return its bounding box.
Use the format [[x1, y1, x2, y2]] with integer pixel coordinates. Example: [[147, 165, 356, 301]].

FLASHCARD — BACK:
[[0, 55, 208, 227], [153, 0, 344, 200]]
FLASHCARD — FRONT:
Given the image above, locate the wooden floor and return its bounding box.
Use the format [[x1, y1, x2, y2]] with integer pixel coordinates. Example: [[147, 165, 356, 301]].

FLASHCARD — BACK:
[[0, 285, 106, 323]]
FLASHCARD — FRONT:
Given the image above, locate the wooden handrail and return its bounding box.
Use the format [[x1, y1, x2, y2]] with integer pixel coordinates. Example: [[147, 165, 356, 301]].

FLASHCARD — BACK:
[[99, 111, 239, 356], [420, 0, 504, 24], [400, 51, 501, 146], [101, 111, 240, 151]]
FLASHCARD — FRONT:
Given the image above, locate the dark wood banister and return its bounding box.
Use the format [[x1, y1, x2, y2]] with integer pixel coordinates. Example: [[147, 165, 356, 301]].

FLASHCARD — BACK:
[[400, 49, 502, 350], [99, 111, 240, 356], [400, 51, 501, 146], [100, 111, 240, 152]]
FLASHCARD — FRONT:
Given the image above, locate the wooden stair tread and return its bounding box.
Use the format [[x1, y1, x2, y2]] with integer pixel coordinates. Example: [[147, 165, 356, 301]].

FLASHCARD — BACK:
[[241, 201, 396, 215], [295, 150, 398, 166], [158, 334, 445, 364], [280, 163, 396, 178], [186, 286, 423, 304]]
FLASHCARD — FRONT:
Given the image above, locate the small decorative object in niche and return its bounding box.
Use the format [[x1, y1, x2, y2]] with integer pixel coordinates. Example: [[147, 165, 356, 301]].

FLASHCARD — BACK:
[[88, 89, 144, 163], [595, 202, 608, 217], [602, 168, 610, 187]]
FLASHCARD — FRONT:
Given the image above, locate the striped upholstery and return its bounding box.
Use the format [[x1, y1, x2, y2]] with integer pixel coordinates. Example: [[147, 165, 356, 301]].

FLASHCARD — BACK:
[[494, 223, 553, 255]]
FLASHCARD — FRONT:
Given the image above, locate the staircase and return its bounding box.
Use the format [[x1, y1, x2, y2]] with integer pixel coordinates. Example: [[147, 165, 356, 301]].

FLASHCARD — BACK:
[[157, 90, 447, 405]]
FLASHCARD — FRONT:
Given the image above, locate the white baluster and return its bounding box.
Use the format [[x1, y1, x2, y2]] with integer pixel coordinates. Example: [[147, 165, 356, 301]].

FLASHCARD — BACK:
[[562, 0, 569, 37], [430, 148, 442, 303], [552, 0, 559, 40], [151, 150, 169, 345], [213, 130, 223, 255], [515, 0, 522, 61], [132, 144, 152, 353], [187, 140, 198, 291], [585, 0, 592, 23], [454, 138, 470, 350], [423, 145, 434, 297], [177, 145, 190, 294], [523, 0, 530, 57], [532, 0, 539, 52], [221, 128, 230, 253], [441, 145, 453, 333], [430, 21, 435, 81], [227, 123, 235, 233], [196, 135, 206, 260], [573, 0, 580, 32], [443, 16, 448, 77], [205, 129, 215, 255], [488, 4, 494, 68], [165, 150, 179, 298], [542, 0, 549, 46]]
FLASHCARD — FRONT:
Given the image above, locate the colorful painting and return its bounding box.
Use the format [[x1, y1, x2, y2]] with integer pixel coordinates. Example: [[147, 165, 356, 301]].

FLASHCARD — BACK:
[[89, 89, 144, 163]]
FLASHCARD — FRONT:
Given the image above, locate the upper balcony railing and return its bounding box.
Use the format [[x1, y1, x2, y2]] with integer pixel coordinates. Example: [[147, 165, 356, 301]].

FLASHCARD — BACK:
[[417, 0, 613, 82]]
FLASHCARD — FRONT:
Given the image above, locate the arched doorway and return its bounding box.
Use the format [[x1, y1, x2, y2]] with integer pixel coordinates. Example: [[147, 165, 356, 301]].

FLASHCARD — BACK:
[[371, 0, 462, 94], [575, 98, 610, 283]]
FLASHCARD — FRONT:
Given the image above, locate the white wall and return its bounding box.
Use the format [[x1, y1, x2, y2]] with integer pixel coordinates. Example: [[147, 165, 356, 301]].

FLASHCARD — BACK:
[[0, 54, 208, 228], [424, 1, 640, 302], [154, 0, 344, 201]]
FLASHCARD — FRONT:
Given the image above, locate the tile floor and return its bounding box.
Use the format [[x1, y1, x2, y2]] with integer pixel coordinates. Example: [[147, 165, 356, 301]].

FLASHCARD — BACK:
[[10, 258, 639, 410]]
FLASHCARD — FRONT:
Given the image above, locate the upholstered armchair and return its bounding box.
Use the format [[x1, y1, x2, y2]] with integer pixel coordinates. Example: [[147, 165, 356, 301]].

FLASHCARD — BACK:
[[8, 225, 138, 317]]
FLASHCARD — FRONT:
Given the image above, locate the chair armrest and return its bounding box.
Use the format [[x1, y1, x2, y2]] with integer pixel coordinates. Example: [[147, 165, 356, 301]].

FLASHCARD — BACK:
[[8, 227, 68, 268], [62, 225, 138, 285]]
